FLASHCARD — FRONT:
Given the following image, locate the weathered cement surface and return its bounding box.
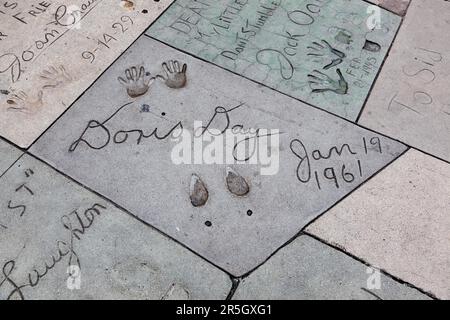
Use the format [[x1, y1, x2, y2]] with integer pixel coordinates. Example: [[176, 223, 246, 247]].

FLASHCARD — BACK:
[[0, 0, 174, 148], [0, 139, 22, 175], [359, 0, 450, 162], [233, 235, 429, 300], [146, 0, 401, 120], [0, 155, 231, 300], [30, 36, 407, 276], [307, 150, 450, 299]]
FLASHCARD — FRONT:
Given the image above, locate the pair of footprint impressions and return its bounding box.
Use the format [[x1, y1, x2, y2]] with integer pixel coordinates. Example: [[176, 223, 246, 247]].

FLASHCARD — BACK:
[[190, 167, 250, 207], [117, 60, 188, 98]]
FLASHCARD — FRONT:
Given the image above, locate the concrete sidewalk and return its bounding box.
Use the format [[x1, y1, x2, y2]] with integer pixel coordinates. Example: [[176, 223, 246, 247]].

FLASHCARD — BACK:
[[0, 0, 448, 300]]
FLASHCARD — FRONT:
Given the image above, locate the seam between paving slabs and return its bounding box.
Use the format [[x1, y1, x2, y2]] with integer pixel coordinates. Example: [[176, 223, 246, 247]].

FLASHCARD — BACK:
[[0, 151, 235, 299], [228, 229, 437, 300], [140, 35, 450, 167], [233, 147, 410, 278], [20, 144, 422, 299], [302, 232, 438, 300], [23, 142, 411, 281], [355, 1, 407, 123], [226, 278, 240, 300], [144, 34, 416, 150], [18, 2, 407, 152], [20, 1, 450, 168], [0, 150, 25, 180], [227, 229, 438, 300], [360, 0, 408, 17], [20, 150, 236, 292]]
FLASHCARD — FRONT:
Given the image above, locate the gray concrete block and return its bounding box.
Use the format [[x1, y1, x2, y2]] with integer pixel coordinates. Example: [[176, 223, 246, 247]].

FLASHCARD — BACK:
[[30, 36, 407, 276]]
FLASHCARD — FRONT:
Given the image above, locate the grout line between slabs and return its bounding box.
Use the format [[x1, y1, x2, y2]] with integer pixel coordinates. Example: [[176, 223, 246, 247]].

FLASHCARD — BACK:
[[20, 140, 412, 293], [303, 231, 439, 300], [144, 34, 416, 151], [355, 1, 406, 123], [21, 149, 238, 281], [235, 146, 411, 281], [141, 35, 450, 166]]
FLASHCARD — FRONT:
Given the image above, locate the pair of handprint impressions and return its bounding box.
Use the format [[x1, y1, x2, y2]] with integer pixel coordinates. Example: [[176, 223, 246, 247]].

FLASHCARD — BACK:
[[118, 60, 188, 98], [307, 39, 349, 95], [5, 65, 73, 114]]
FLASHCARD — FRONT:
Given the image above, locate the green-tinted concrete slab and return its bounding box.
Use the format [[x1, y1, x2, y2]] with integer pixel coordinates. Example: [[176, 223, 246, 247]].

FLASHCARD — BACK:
[[146, 0, 401, 120], [30, 36, 407, 276], [0, 154, 231, 300], [0, 139, 22, 176], [233, 235, 430, 300]]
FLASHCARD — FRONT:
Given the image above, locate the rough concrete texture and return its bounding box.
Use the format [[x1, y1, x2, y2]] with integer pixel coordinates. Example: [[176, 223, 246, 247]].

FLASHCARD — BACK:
[[0, 0, 174, 148], [30, 36, 407, 276], [233, 235, 430, 300], [359, 0, 450, 162], [146, 0, 401, 120], [0, 154, 231, 300], [307, 150, 450, 300]]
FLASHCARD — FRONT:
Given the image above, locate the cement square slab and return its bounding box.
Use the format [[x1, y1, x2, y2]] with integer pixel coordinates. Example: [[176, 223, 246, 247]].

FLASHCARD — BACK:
[[0, 154, 231, 300], [359, 0, 450, 162], [0, 139, 22, 176], [366, 0, 409, 16], [146, 0, 401, 120], [30, 36, 407, 276], [0, 0, 174, 148], [233, 235, 430, 300], [307, 150, 450, 299]]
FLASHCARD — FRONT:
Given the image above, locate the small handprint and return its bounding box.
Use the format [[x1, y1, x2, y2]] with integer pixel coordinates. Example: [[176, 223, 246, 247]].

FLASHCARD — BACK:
[[308, 69, 348, 95], [40, 65, 73, 89], [307, 40, 346, 70], [118, 66, 154, 98], [6, 90, 44, 114], [157, 60, 187, 89]]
